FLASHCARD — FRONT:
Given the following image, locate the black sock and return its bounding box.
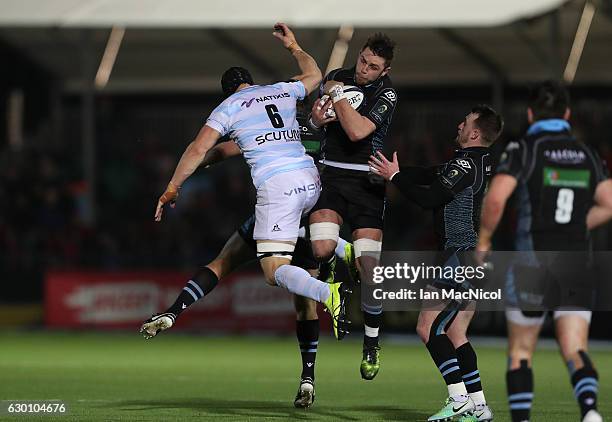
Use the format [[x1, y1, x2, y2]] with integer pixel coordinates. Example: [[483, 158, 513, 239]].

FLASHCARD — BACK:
[[570, 351, 598, 418], [507, 359, 533, 422], [166, 267, 219, 316], [296, 319, 319, 381], [456, 342, 483, 394], [426, 334, 463, 386], [363, 311, 381, 348]]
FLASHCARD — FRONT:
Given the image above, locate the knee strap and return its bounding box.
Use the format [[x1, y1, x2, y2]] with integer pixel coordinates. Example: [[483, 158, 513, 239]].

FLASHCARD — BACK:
[[256, 242, 295, 260], [353, 238, 382, 258], [309, 222, 340, 242]]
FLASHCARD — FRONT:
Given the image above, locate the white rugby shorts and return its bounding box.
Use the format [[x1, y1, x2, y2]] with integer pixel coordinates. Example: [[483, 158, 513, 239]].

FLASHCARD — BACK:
[[253, 167, 320, 241]]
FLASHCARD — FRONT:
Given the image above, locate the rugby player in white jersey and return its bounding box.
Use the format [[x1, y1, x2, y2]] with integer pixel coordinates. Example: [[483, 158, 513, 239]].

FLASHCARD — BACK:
[[147, 23, 347, 343]]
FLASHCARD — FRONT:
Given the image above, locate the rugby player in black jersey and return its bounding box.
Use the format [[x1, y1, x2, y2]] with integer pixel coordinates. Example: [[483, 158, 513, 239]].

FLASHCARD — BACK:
[[370, 105, 503, 421], [479, 81, 612, 422], [308, 33, 397, 379]]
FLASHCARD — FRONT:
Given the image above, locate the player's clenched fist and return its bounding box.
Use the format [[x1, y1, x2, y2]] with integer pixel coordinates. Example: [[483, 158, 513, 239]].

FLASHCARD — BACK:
[[154, 181, 180, 222], [272, 23, 300, 52]]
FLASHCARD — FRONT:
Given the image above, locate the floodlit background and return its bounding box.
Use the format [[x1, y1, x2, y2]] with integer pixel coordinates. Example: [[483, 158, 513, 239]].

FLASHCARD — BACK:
[[1, 2, 612, 420]]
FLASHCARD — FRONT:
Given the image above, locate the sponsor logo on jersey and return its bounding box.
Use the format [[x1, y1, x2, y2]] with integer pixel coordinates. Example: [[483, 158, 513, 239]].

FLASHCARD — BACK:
[[543, 166, 590, 188], [440, 165, 465, 188], [255, 129, 301, 145], [383, 90, 397, 102], [370, 98, 392, 124], [376, 104, 388, 114], [241, 98, 256, 108], [255, 92, 291, 103], [456, 159, 472, 169], [544, 149, 586, 164]]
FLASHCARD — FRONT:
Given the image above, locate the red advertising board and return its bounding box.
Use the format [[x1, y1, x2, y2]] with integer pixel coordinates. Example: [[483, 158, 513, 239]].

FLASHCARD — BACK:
[[45, 270, 328, 333]]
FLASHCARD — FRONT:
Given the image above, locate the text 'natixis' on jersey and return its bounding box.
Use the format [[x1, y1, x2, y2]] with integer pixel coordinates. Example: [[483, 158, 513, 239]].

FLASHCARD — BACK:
[[255, 129, 302, 145], [241, 93, 291, 108]]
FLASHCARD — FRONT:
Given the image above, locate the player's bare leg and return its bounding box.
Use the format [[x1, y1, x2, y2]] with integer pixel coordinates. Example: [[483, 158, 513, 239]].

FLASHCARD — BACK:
[[140, 231, 252, 339], [555, 313, 601, 422], [307, 211, 350, 339], [309, 209, 342, 282], [505, 316, 542, 422], [206, 231, 257, 279]]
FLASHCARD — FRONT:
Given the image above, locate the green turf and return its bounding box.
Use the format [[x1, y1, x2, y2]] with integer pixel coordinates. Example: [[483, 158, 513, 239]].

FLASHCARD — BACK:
[[0, 332, 609, 421]]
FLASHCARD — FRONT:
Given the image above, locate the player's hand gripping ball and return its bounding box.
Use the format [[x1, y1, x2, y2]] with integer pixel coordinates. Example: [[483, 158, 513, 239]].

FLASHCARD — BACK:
[[319, 84, 365, 118]]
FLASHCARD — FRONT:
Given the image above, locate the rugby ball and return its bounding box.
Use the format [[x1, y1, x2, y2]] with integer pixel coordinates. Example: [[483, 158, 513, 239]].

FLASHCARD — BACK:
[[320, 85, 364, 118]]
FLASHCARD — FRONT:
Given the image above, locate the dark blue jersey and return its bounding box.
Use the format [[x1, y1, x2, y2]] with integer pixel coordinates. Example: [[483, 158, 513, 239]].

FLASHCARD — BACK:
[[496, 120, 608, 250]]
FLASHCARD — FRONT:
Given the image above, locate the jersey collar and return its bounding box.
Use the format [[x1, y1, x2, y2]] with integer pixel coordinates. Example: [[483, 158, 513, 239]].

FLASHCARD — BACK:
[[526, 119, 571, 136], [455, 146, 488, 155]]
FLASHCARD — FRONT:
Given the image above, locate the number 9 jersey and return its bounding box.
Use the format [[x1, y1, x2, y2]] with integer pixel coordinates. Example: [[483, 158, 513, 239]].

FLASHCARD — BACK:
[[206, 81, 315, 189], [496, 119, 609, 250]]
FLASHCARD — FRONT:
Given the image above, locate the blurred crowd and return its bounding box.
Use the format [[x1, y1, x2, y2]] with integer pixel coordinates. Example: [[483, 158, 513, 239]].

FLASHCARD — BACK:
[[1, 92, 612, 301]]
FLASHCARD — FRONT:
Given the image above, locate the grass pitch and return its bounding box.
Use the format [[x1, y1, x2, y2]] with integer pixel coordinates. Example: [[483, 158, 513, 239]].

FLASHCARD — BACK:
[[1, 331, 610, 421]]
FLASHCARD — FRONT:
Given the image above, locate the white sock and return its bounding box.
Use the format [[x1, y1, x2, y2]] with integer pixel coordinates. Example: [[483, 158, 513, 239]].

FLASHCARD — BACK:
[[364, 325, 379, 337], [274, 264, 330, 303], [447, 382, 468, 398], [470, 391, 486, 406], [298, 226, 306, 239], [334, 237, 349, 259]]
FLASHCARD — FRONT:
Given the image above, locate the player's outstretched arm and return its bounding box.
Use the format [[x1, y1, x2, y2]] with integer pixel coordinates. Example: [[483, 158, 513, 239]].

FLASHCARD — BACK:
[[154, 125, 221, 221], [588, 179, 612, 229], [477, 174, 517, 250], [369, 151, 453, 209], [272, 22, 322, 95]]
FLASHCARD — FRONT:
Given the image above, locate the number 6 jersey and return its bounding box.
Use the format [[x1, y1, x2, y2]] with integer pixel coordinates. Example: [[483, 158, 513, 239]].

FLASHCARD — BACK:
[[206, 81, 315, 189], [496, 119, 609, 250]]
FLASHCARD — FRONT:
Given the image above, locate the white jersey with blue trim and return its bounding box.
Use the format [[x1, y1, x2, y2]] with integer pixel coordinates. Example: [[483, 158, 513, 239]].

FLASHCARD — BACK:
[[206, 81, 315, 188]]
